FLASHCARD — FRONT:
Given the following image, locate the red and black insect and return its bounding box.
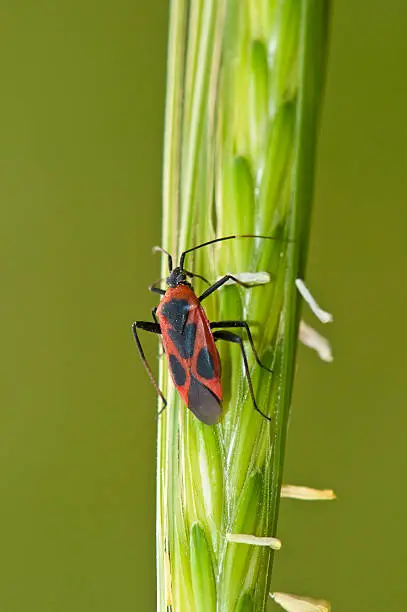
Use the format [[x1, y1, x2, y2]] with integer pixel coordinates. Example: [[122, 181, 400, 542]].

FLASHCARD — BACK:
[[132, 235, 274, 426]]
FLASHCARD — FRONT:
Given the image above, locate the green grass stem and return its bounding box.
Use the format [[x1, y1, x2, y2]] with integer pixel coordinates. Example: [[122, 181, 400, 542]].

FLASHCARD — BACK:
[[157, 2, 330, 610]]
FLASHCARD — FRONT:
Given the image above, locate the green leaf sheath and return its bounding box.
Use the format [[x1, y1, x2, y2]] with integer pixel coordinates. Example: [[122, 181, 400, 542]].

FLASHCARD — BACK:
[[157, 1, 330, 610]]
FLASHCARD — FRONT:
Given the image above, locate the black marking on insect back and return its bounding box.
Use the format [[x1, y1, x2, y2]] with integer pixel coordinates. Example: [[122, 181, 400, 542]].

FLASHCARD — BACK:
[[184, 323, 197, 358], [187, 375, 221, 425], [196, 346, 215, 379], [161, 299, 189, 334], [169, 354, 186, 387], [168, 323, 196, 359]]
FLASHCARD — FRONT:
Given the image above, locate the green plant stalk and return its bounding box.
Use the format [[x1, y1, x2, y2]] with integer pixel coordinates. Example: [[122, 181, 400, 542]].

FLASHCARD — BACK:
[[157, 2, 330, 610]]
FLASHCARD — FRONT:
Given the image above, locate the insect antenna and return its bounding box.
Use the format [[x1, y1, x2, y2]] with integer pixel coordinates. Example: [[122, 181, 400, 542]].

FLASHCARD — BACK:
[[153, 246, 173, 272], [179, 234, 290, 269]]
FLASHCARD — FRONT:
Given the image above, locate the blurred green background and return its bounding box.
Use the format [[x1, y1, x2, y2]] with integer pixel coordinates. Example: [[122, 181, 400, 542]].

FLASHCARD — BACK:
[[1, 1, 406, 611]]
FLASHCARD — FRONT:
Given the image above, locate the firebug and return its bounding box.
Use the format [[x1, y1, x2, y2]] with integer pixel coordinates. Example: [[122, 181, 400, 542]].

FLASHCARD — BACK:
[[132, 235, 277, 425]]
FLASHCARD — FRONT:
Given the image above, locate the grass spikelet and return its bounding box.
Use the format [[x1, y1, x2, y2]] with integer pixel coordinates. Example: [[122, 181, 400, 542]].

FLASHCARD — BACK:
[[156, 2, 330, 609]]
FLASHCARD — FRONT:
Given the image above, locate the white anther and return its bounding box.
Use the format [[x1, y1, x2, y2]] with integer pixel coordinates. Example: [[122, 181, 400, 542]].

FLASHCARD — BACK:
[[299, 321, 333, 363], [295, 279, 333, 323], [271, 592, 330, 612], [281, 485, 336, 501], [218, 271, 271, 285], [226, 533, 282, 550]]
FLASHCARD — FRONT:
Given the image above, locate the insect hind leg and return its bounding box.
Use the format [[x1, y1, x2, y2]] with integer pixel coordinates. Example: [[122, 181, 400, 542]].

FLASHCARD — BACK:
[[132, 321, 167, 411], [213, 329, 271, 422]]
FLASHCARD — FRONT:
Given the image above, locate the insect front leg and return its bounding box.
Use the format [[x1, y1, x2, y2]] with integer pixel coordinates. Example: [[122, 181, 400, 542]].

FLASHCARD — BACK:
[[152, 307, 165, 358], [151, 307, 159, 325], [184, 270, 211, 285], [213, 329, 271, 422], [132, 321, 167, 413], [149, 279, 166, 296], [198, 275, 252, 302], [210, 320, 272, 372]]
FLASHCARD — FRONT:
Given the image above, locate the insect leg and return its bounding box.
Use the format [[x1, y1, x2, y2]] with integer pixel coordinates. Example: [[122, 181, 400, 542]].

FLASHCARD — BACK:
[[132, 321, 167, 411], [184, 270, 211, 285], [152, 307, 165, 357], [151, 307, 159, 325], [213, 330, 271, 422], [210, 320, 272, 372], [149, 279, 166, 295], [198, 275, 251, 302]]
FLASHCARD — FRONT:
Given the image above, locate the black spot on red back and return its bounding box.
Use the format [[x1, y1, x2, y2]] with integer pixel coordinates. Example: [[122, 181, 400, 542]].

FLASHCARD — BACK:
[[196, 346, 215, 379], [161, 299, 189, 334], [168, 323, 197, 359], [169, 354, 186, 387]]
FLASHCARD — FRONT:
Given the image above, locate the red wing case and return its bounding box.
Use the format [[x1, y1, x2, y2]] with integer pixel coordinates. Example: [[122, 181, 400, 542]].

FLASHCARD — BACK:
[[157, 285, 223, 425]]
